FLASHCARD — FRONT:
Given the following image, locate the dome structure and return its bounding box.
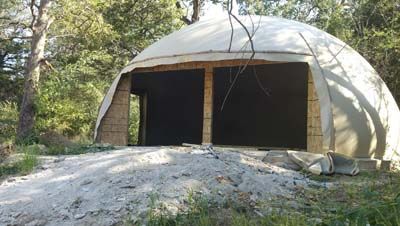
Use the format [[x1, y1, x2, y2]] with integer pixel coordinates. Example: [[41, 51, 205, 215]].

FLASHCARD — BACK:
[[95, 16, 400, 164]]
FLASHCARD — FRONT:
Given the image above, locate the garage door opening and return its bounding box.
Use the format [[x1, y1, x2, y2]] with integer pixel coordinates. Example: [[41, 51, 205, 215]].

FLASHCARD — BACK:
[[131, 69, 204, 145], [212, 62, 309, 149]]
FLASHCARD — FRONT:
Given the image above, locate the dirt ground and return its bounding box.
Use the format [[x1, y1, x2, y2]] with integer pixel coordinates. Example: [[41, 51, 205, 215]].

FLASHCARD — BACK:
[[0, 147, 322, 226]]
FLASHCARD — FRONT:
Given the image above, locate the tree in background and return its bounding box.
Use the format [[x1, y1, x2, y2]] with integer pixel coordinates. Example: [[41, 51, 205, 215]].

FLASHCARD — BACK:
[[1, 0, 184, 143], [177, 0, 202, 24], [17, 0, 53, 142], [0, 0, 30, 143], [0, 0, 29, 103], [35, 0, 183, 140]]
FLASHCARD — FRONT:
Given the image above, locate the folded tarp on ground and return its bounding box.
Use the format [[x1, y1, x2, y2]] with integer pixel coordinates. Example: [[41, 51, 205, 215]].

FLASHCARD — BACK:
[[263, 150, 359, 176]]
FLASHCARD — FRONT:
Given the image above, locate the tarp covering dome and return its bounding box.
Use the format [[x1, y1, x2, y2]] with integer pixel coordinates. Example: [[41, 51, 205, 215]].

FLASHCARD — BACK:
[[96, 15, 400, 162]]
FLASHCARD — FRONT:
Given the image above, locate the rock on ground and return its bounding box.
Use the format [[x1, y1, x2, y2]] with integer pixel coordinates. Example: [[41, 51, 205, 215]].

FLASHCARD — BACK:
[[0, 147, 315, 226]]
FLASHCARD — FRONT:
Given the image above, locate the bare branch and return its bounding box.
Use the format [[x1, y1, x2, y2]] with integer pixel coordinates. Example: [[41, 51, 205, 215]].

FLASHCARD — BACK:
[[180, 16, 192, 25], [253, 66, 271, 97], [29, 0, 37, 29], [328, 43, 347, 63], [177, 0, 200, 25], [0, 36, 33, 42], [48, 34, 75, 39], [220, 0, 256, 111], [227, 0, 234, 52], [230, 14, 255, 73], [39, 59, 56, 71]]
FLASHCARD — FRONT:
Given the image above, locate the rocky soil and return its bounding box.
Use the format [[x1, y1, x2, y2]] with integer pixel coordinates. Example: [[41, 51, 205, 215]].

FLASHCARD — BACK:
[[0, 147, 319, 226]]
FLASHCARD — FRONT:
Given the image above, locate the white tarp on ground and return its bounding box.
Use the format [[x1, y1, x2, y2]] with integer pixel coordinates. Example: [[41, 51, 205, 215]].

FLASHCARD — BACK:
[[95, 16, 400, 161]]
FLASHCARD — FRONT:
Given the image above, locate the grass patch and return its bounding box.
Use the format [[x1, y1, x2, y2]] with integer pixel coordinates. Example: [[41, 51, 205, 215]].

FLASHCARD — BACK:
[[126, 191, 317, 226], [0, 145, 39, 178], [42, 143, 114, 155], [44, 144, 89, 155], [123, 172, 400, 226], [293, 171, 400, 226], [17, 148, 38, 173]]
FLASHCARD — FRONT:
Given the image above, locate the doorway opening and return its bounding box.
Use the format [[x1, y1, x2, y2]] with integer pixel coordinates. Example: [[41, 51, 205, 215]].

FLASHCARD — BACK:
[[131, 69, 205, 145], [212, 62, 309, 149]]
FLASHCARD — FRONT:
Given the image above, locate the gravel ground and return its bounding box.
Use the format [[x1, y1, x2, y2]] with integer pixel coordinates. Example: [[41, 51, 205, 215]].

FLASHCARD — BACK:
[[0, 146, 316, 226]]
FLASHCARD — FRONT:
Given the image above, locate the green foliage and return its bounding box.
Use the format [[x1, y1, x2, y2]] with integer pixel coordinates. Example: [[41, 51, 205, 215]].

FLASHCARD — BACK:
[[296, 171, 400, 226], [0, 0, 29, 103], [331, 192, 400, 225], [17, 145, 39, 174], [141, 191, 312, 226], [42, 145, 86, 155], [128, 96, 140, 144], [145, 191, 213, 226], [128, 172, 400, 226], [325, 172, 400, 226], [103, 0, 184, 57], [1, 0, 184, 142], [0, 101, 19, 143], [36, 50, 116, 137], [0, 145, 38, 178], [348, 0, 400, 101], [33, 0, 183, 140], [40, 143, 114, 155]]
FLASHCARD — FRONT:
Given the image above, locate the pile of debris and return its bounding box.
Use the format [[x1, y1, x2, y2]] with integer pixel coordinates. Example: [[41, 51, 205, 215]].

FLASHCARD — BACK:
[[0, 146, 322, 225]]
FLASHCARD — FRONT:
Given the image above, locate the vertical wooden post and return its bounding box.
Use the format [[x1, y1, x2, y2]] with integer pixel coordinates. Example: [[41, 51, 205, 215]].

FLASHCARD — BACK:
[[202, 66, 213, 145], [138, 93, 147, 145], [307, 69, 323, 153]]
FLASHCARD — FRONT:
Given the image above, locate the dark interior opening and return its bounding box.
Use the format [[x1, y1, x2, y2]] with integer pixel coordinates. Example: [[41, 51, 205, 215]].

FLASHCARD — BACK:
[[131, 69, 204, 145], [212, 63, 309, 149]]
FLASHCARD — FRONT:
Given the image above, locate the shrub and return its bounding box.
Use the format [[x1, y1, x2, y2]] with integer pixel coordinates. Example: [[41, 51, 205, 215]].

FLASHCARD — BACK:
[[128, 96, 140, 144], [0, 145, 38, 178], [0, 101, 19, 143]]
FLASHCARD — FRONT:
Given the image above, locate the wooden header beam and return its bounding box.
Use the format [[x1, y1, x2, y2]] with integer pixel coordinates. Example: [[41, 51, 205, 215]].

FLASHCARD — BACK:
[[132, 59, 283, 73]]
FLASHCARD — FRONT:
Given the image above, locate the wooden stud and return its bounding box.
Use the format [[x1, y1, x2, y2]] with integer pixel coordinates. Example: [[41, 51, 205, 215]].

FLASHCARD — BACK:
[[138, 93, 147, 145], [202, 66, 213, 145], [307, 69, 323, 153]]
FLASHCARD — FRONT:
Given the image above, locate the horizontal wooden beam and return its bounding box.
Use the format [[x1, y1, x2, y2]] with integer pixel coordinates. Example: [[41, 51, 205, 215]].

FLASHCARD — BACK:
[[132, 59, 286, 74]]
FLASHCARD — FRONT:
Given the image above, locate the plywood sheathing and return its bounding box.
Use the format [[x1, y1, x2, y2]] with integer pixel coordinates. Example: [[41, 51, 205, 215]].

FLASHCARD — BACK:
[[202, 66, 213, 144], [97, 75, 131, 145], [307, 70, 323, 153]]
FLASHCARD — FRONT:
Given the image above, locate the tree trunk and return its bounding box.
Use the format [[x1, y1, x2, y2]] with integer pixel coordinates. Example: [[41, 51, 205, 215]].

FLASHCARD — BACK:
[[191, 0, 200, 23], [16, 0, 52, 141]]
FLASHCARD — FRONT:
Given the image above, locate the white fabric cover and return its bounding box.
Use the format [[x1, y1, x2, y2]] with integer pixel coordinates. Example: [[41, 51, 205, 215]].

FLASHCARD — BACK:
[[95, 16, 400, 160]]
